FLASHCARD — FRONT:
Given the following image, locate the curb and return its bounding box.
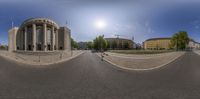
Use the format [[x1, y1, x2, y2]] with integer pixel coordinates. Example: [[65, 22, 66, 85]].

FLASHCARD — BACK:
[[194, 51, 200, 55], [96, 52, 185, 71], [52, 51, 85, 65]]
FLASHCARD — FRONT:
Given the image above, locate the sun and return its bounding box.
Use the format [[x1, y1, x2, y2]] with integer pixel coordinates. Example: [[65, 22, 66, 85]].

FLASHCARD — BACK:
[[94, 19, 107, 29]]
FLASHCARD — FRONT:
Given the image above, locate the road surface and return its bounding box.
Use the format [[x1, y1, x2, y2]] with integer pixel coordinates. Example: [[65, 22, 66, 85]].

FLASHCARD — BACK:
[[0, 51, 200, 99]]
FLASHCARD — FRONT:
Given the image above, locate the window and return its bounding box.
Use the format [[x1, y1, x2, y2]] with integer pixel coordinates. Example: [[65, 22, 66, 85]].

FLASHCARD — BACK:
[[36, 27, 43, 44]]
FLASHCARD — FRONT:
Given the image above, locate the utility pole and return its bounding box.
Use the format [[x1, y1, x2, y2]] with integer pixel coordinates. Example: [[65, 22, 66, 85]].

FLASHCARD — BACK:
[[176, 39, 178, 51]]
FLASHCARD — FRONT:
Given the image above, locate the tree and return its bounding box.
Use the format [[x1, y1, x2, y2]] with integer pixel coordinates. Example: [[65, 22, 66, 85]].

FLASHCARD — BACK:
[[0, 45, 7, 50], [171, 31, 189, 50], [93, 35, 107, 51], [71, 38, 79, 49], [86, 41, 93, 50]]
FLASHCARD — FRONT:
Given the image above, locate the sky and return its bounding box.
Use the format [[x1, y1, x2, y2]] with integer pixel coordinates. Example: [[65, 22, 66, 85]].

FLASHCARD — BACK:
[[1, 0, 200, 45]]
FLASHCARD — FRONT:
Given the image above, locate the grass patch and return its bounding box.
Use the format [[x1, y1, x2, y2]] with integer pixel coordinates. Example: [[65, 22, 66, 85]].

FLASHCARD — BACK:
[[108, 50, 174, 54]]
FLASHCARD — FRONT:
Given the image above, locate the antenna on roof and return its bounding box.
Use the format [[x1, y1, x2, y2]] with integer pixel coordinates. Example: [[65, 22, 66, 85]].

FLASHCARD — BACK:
[[11, 18, 14, 28], [66, 20, 68, 26], [66, 20, 70, 27], [114, 34, 120, 38], [132, 36, 134, 41]]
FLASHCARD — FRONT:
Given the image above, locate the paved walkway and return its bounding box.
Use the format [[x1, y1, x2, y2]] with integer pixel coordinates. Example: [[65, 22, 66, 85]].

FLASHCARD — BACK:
[[98, 51, 185, 70], [0, 50, 85, 66]]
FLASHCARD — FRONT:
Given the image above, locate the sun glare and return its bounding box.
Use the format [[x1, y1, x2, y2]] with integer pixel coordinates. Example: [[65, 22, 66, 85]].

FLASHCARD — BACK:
[[94, 19, 107, 29]]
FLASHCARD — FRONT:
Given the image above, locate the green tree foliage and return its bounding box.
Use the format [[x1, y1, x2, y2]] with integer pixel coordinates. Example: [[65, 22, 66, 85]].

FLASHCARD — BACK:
[[71, 38, 79, 49], [0, 45, 8, 50], [86, 41, 93, 49], [171, 31, 189, 50], [93, 35, 107, 51]]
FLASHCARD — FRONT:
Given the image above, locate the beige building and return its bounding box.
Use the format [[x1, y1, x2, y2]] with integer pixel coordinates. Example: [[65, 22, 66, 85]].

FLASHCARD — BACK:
[[8, 18, 71, 52], [143, 38, 171, 50]]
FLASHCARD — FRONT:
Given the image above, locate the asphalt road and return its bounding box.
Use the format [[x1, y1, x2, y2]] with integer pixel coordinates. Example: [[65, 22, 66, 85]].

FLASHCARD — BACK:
[[0, 51, 200, 99]]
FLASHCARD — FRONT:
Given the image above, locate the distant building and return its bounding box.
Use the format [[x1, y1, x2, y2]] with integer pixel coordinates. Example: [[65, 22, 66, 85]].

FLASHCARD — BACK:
[[135, 43, 142, 50], [105, 38, 135, 49], [78, 42, 88, 50], [8, 18, 71, 52], [187, 39, 200, 50], [143, 38, 171, 50]]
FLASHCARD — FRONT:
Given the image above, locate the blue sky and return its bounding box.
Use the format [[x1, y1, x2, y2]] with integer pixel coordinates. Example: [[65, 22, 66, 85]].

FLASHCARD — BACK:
[[1, 0, 200, 45]]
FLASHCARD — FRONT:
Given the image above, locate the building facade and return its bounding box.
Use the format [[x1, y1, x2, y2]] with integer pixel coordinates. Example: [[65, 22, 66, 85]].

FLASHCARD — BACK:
[[187, 39, 200, 50], [8, 27, 18, 52], [78, 42, 88, 50], [8, 18, 71, 52], [105, 38, 135, 49], [143, 38, 171, 50]]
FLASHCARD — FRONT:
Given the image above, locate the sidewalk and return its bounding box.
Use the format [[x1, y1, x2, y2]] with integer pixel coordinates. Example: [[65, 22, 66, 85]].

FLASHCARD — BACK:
[[0, 50, 85, 66], [194, 50, 200, 55], [97, 51, 185, 71]]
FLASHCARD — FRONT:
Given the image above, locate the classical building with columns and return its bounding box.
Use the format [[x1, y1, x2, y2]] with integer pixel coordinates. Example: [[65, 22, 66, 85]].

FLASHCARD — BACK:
[[8, 18, 71, 52]]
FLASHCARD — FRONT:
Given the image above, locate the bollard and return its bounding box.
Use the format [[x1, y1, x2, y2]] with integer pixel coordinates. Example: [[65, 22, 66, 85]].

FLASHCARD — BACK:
[[39, 55, 40, 62], [101, 53, 104, 61], [60, 53, 62, 59]]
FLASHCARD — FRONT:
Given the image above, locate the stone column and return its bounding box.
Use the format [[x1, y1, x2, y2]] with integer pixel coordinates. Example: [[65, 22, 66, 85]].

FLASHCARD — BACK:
[[52, 27, 55, 51], [55, 29, 58, 50], [32, 24, 36, 51], [43, 24, 47, 51], [24, 27, 27, 51]]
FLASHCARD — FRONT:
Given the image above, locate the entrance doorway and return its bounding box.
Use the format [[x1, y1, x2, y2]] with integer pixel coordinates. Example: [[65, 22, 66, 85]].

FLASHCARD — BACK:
[[47, 44, 51, 51], [28, 45, 32, 51], [37, 44, 42, 51]]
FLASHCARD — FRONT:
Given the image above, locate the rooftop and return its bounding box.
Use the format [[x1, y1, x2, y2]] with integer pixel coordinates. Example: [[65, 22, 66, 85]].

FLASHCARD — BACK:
[[145, 37, 171, 41]]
